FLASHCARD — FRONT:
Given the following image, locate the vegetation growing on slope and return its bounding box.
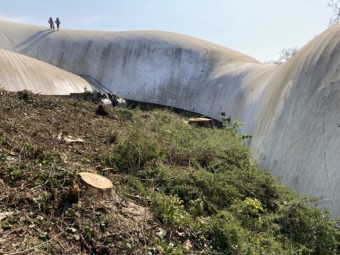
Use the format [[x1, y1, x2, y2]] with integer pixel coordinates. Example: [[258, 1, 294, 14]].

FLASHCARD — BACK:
[[0, 90, 338, 254]]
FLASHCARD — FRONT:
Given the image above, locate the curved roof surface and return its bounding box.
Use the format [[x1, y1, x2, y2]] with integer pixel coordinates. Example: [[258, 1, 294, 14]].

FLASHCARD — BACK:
[[0, 48, 91, 94], [0, 20, 339, 217]]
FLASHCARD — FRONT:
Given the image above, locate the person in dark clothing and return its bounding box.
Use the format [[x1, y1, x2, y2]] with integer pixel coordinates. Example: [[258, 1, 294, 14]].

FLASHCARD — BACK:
[[48, 17, 54, 30], [55, 18, 61, 31]]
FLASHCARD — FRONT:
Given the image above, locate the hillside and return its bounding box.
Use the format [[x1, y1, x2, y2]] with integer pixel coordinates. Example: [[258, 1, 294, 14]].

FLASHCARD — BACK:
[[0, 90, 338, 254], [1, 20, 340, 217]]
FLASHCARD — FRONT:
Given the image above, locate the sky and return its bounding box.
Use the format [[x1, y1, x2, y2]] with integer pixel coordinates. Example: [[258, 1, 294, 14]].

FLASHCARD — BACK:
[[0, 0, 334, 62]]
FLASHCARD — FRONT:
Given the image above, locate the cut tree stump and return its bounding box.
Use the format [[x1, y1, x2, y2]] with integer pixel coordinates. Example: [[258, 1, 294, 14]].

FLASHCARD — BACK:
[[78, 172, 113, 201], [68, 181, 80, 204], [188, 117, 214, 128]]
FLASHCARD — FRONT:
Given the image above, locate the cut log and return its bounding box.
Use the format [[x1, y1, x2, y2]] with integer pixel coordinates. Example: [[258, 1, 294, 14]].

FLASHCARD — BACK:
[[78, 172, 113, 201]]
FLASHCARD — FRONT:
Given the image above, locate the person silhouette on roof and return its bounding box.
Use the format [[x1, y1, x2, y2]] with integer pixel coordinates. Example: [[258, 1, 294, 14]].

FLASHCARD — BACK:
[[55, 18, 61, 31], [48, 17, 54, 30]]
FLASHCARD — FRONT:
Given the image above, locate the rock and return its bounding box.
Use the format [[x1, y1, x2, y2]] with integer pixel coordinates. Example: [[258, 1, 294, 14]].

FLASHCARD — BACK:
[[140, 112, 151, 119], [182, 239, 192, 251], [156, 228, 167, 239]]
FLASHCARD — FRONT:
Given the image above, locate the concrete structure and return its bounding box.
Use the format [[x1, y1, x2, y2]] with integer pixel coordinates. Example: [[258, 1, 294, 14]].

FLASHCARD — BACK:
[[0, 20, 339, 217]]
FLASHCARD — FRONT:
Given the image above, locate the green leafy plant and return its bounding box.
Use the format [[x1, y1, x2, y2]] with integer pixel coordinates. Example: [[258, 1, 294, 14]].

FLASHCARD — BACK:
[[243, 197, 264, 216], [152, 193, 191, 229]]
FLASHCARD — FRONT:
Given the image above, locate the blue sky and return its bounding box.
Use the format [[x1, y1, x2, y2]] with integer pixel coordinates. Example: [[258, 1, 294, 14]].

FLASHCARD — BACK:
[[0, 0, 333, 62]]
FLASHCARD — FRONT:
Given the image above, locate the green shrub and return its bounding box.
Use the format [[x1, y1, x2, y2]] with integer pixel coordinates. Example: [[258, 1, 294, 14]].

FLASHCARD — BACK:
[[109, 117, 166, 172], [75, 107, 340, 254], [276, 199, 339, 254], [17, 89, 34, 102]]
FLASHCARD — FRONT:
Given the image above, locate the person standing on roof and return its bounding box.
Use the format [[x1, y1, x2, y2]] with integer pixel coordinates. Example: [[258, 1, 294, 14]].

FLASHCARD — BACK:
[[55, 18, 61, 31], [48, 17, 54, 30]]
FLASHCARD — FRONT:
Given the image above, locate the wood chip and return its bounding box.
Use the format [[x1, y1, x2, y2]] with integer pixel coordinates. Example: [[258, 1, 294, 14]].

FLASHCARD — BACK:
[[64, 136, 85, 144], [0, 212, 14, 221]]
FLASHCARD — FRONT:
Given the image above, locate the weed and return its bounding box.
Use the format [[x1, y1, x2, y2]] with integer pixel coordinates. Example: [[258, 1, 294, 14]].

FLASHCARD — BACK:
[[125, 175, 147, 195], [154, 239, 184, 255], [222, 118, 252, 140]]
